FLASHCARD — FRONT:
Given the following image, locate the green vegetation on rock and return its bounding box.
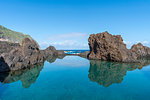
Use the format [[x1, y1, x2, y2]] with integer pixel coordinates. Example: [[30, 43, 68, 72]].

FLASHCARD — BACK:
[[0, 25, 32, 43]]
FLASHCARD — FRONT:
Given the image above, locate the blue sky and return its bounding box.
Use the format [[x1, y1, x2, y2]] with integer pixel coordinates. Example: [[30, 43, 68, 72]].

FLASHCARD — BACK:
[[0, 0, 150, 49]]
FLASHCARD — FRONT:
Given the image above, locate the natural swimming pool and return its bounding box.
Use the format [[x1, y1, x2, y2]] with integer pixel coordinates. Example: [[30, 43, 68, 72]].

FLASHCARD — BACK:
[[0, 56, 150, 100]]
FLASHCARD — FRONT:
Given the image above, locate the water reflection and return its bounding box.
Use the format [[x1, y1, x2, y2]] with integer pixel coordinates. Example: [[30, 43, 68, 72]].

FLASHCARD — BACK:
[[46, 55, 65, 63], [0, 55, 150, 88], [0, 55, 66, 88], [0, 63, 44, 88], [88, 59, 150, 87]]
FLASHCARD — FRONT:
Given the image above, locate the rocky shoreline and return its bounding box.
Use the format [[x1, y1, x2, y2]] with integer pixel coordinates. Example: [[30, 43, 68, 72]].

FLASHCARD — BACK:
[[0, 31, 150, 72], [0, 38, 66, 72]]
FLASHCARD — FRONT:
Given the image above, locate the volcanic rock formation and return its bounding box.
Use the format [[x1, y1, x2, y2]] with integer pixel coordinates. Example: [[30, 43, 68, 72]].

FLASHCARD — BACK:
[[131, 43, 150, 58], [88, 31, 150, 62], [0, 38, 65, 72], [0, 54, 67, 88], [0, 41, 20, 54]]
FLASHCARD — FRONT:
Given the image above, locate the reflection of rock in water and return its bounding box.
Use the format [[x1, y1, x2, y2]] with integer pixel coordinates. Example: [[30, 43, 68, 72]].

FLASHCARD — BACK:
[[0, 55, 65, 88], [0, 63, 44, 88], [47, 55, 65, 63], [88, 59, 150, 87]]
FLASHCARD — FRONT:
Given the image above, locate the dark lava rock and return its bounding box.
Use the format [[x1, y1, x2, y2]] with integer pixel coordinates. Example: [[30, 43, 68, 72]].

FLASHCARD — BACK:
[[0, 38, 66, 72], [78, 51, 90, 58], [0, 38, 45, 72], [88, 31, 141, 62], [56, 50, 66, 56], [0, 57, 10, 72], [0, 41, 20, 54], [43, 46, 57, 59], [131, 43, 150, 58]]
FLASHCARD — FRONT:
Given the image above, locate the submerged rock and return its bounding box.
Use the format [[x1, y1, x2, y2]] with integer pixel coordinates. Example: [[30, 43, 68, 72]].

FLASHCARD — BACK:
[[88, 31, 150, 62]]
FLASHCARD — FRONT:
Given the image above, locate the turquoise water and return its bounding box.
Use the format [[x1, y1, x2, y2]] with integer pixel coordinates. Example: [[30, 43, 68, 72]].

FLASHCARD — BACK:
[[0, 56, 150, 100], [64, 50, 89, 54]]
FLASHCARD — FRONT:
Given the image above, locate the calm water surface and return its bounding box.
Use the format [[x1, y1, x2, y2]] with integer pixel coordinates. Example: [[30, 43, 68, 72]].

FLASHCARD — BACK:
[[0, 56, 150, 100]]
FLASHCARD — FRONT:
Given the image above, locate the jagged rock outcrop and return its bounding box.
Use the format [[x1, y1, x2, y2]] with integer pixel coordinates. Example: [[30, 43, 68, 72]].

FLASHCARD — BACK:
[[43, 47, 66, 59], [88, 31, 137, 62], [88, 31, 150, 62], [131, 43, 150, 58], [0, 38, 65, 72], [43, 46, 57, 59], [0, 38, 45, 72]]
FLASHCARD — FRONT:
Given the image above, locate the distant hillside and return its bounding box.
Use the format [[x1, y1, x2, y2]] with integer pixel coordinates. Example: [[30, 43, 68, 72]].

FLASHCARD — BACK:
[[0, 25, 32, 43]]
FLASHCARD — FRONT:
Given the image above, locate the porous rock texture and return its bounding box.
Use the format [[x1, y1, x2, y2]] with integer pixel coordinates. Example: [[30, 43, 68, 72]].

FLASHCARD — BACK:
[[131, 43, 150, 58], [0, 38, 65, 72], [0, 41, 20, 54], [88, 31, 150, 62]]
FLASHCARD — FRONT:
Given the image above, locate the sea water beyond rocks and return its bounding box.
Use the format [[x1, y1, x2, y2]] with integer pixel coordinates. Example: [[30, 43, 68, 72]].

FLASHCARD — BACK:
[[0, 38, 66, 72]]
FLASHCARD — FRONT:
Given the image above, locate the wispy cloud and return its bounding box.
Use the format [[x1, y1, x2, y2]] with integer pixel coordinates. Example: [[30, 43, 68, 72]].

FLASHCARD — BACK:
[[124, 41, 150, 48], [48, 32, 89, 41], [39, 32, 150, 50], [39, 32, 89, 50]]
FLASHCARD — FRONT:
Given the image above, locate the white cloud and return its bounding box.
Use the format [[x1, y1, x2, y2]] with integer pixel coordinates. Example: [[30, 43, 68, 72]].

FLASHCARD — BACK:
[[143, 41, 149, 44], [124, 41, 150, 49], [39, 32, 150, 50], [48, 32, 89, 41], [39, 32, 89, 50], [53, 56, 89, 67]]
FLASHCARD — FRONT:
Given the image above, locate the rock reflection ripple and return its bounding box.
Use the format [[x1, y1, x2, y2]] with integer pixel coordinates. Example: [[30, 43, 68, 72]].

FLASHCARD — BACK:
[[0, 55, 66, 88], [88, 59, 150, 87], [0, 63, 44, 88]]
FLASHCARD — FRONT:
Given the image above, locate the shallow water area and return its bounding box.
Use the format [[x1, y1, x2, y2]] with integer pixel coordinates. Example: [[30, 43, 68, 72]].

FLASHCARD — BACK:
[[0, 56, 150, 100]]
